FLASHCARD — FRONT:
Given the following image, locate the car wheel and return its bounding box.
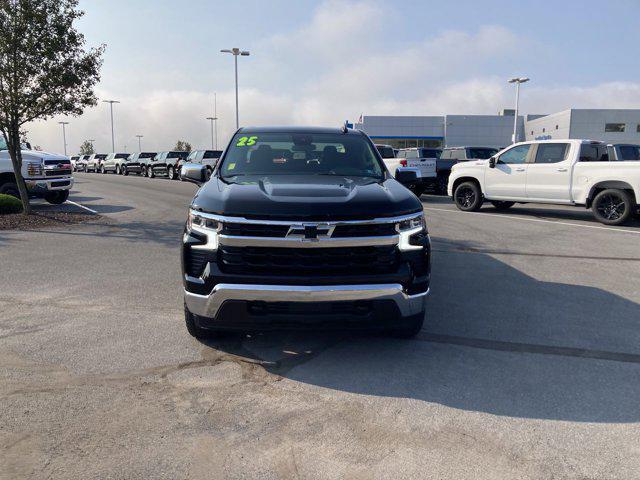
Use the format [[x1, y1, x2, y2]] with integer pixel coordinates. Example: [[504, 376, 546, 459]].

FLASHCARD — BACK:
[[490, 201, 515, 210], [147, 166, 155, 178], [122, 166, 128, 176], [454, 181, 483, 212], [0, 182, 20, 198], [100, 165, 105, 174], [592, 189, 633, 226], [167, 166, 175, 180], [115, 165, 120, 175], [390, 311, 425, 339], [44, 190, 69, 205], [139, 166, 145, 177], [205, 166, 213, 180]]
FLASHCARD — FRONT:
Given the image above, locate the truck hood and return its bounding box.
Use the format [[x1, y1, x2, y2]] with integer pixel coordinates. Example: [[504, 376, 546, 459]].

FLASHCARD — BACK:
[[20, 150, 68, 162], [191, 175, 422, 220]]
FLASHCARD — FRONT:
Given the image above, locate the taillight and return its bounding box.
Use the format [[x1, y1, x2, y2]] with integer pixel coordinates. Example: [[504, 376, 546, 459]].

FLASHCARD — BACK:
[[400, 159, 407, 167]]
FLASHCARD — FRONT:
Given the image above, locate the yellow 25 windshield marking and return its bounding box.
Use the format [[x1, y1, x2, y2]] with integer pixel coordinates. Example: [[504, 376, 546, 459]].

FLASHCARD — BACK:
[[236, 136, 258, 147]]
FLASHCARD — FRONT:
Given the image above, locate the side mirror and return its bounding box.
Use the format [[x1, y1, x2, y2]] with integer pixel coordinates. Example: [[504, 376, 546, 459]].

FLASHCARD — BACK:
[[180, 162, 207, 185], [489, 157, 496, 168], [395, 167, 419, 186]]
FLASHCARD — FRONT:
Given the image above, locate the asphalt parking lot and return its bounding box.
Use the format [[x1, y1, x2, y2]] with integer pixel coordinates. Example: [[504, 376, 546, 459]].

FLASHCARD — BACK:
[[1, 173, 639, 479]]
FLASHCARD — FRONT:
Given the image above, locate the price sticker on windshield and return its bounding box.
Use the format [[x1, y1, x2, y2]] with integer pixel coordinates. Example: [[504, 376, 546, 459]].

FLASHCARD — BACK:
[[236, 136, 258, 147]]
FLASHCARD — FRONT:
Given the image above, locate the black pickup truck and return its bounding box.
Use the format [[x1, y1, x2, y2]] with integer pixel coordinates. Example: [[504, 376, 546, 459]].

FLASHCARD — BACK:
[[180, 126, 431, 338]]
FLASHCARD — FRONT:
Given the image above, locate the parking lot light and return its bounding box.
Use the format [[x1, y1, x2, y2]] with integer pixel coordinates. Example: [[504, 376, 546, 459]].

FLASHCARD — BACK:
[[136, 134, 143, 151], [102, 99, 120, 152], [58, 121, 69, 156], [508, 77, 529, 143], [220, 48, 250, 129]]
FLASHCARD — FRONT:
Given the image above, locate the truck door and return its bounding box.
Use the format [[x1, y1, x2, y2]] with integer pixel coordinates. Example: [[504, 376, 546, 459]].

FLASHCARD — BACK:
[[484, 144, 530, 198], [525, 142, 572, 202]]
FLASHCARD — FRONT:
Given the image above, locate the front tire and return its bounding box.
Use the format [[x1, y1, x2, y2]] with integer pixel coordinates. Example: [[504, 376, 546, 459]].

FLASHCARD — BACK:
[[454, 181, 483, 212], [592, 189, 633, 226], [490, 201, 515, 210], [122, 166, 129, 176], [147, 166, 155, 178], [139, 166, 146, 177], [44, 190, 69, 205], [115, 165, 121, 175], [167, 165, 175, 180], [0, 182, 20, 198], [100, 165, 105, 174], [390, 312, 425, 339]]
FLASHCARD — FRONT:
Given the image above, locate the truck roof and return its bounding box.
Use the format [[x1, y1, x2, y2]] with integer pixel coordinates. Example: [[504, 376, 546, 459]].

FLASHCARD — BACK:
[[237, 126, 362, 135]]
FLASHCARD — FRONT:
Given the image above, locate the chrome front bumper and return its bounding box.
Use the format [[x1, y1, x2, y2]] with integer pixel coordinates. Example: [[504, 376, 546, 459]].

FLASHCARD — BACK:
[[184, 283, 429, 321]]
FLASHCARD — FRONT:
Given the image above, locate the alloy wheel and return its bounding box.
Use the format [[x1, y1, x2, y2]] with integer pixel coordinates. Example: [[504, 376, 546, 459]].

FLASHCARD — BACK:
[[597, 194, 626, 221], [456, 186, 475, 209]]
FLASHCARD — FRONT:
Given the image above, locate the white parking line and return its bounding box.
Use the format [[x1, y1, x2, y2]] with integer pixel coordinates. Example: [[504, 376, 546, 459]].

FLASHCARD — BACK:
[[67, 200, 98, 214], [423, 206, 640, 235]]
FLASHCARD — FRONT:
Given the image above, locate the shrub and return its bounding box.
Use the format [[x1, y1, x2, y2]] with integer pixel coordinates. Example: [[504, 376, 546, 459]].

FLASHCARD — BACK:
[[0, 193, 23, 214]]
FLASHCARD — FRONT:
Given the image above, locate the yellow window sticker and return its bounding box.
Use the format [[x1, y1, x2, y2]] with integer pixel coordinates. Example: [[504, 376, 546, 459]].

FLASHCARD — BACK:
[[236, 136, 258, 147], [227, 163, 236, 170]]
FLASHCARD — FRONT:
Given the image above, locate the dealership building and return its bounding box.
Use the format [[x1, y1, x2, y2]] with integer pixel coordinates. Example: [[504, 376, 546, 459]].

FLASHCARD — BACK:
[[354, 109, 640, 149]]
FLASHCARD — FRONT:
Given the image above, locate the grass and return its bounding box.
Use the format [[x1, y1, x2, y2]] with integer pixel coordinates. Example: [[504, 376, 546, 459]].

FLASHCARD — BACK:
[[0, 193, 23, 214]]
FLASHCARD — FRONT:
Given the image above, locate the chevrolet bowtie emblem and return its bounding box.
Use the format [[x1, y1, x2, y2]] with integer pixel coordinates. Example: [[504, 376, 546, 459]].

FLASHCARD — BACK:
[[287, 223, 334, 241]]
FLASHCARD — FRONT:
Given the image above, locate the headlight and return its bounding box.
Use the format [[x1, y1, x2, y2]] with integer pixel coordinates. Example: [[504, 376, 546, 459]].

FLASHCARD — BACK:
[[27, 162, 43, 176], [396, 214, 425, 233], [397, 214, 427, 251], [187, 210, 221, 231]]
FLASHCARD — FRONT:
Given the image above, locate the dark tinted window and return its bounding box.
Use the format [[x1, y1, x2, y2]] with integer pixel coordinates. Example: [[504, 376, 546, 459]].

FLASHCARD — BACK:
[[140, 152, 156, 158], [420, 149, 441, 158], [579, 145, 609, 162], [534, 143, 569, 164], [468, 148, 498, 159], [605, 123, 626, 133], [168, 151, 189, 159], [618, 145, 640, 160], [203, 150, 222, 159], [96, 154, 107, 160], [115, 153, 129, 159], [376, 146, 395, 159]]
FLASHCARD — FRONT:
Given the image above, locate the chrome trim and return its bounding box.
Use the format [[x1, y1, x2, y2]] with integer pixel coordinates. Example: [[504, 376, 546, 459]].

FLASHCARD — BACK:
[[189, 210, 424, 226], [185, 284, 429, 320], [218, 234, 399, 248]]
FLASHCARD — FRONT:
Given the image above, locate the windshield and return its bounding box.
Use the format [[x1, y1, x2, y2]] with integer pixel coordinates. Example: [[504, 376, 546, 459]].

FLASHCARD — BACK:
[[96, 154, 107, 160], [220, 132, 384, 179], [168, 151, 189, 159], [115, 153, 129, 159], [376, 145, 395, 159], [468, 148, 498, 159]]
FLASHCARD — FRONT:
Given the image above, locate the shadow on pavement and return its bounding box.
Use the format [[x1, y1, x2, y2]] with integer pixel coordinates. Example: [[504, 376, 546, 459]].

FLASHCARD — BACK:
[[202, 238, 640, 423]]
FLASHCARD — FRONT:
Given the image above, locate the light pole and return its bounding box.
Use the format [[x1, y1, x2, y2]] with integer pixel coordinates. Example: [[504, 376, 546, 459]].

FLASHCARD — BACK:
[[206, 117, 217, 150], [58, 121, 69, 156], [102, 99, 120, 151], [220, 48, 250, 129], [508, 77, 529, 143], [136, 135, 143, 151]]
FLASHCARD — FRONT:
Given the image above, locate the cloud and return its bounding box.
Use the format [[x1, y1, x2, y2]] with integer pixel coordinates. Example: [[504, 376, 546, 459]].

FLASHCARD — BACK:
[[23, 1, 640, 155]]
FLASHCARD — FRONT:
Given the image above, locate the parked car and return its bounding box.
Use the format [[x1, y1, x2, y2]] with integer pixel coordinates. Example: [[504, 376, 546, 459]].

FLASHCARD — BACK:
[[149, 151, 189, 179], [607, 144, 640, 161], [0, 138, 73, 204], [186, 149, 223, 176], [123, 152, 156, 176], [179, 126, 430, 339], [101, 153, 130, 174], [86, 153, 107, 173], [75, 154, 90, 172], [448, 140, 640, 225], [70, 156, 79, 171], [392, 147, 441, 196]]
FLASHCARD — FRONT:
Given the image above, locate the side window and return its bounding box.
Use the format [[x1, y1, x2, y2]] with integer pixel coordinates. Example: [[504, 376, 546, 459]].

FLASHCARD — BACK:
[[534, 143, 569, 164], [579, 145, 609, 162], [440, 150, 450, 160], [618, 146, 640, 160], [397, 150, 405, 158], [406, 150, 418, 159], [498, 145, 530, 164]]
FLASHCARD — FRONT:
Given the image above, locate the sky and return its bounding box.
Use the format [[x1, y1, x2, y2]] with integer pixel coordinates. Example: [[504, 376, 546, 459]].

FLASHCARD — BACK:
[[25, 0, 640, 154]]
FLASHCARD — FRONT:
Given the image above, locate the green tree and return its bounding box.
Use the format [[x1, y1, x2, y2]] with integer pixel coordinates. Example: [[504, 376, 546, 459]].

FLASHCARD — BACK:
[[0, 0, 104, 214], [79, 139, 95, 155], [174, 140, 192, 152]]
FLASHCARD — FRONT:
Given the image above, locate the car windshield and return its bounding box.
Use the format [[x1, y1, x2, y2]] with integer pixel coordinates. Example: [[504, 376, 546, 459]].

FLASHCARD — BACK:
[[168, 151, 189, 159], [115, 153, 129, 159], [220, 132, 384, 179], [468, 148, 498, 159], [96, 154, 107, 160], [376, 146, 395, 159]]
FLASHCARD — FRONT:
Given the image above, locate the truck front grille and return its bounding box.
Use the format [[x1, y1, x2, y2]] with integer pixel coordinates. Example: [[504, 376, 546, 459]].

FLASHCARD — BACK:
[[219, 245, 398, 277], [46, 169, 72, 176], [221, 222, 397, 238]]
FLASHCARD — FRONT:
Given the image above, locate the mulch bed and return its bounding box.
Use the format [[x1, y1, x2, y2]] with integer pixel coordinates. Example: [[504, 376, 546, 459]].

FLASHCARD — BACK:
[[0, 210, 99, 230]]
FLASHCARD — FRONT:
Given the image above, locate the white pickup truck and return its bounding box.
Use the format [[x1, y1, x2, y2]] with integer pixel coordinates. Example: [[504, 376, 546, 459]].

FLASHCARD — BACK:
[[376, 145, 438, 196], [0, 138, 74, 204], [448, 139, 640, 225]]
